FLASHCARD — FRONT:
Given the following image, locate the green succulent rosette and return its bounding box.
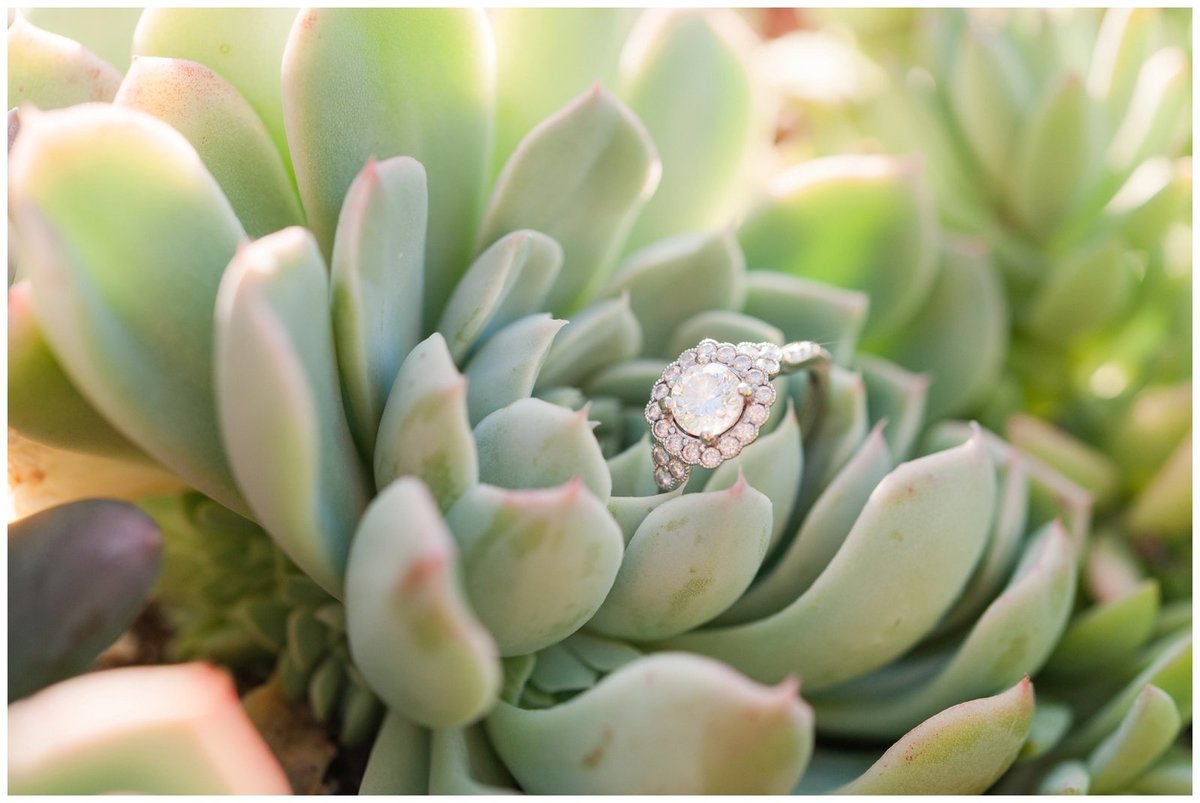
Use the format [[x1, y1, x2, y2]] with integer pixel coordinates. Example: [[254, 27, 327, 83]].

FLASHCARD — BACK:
[[6, 7, 1189, 795]]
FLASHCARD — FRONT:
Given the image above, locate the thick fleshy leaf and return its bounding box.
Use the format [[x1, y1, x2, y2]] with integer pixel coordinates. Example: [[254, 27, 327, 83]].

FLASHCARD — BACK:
[[720, 423, 891, 626], [1044, 580, 1160, 677], [606, 487, 686, 543], [464, 314, 566, 426], [534, 295, 642, 390], [1009, 74, 1093, 235], [584, 360, 667, 408], [812, 520, 1076, 738], [9, 664, 291, 794], [703, 404, 803, 548], [879, 240, 1007, 421], [858, 355, 928, 462], [1123, 744, 1192, 794], [738, 155, 938, 338], [741, 271, 868, 366], [374, 333, 476, 510], [1023, 238, 1137, 342], [345, 478, 501, 729], [478, 86, 660, 315], [1089, 684, 1182, 794], [474, 398, 612, 504], [835, 679, 1034, 795], [793, 366, 870, 516], [603, 231, 745, 357], [215, 228, 369, 598], [589, 474, 771, 641], [8, 14, 121, 109], [667, 310, 784, 358], [22, 7, 141, 71], [1126, 433, 1191, 540], [437, 230, 562, 363], [487, 653, 813, 794], [606, 436, 658, 497], [359, 710, 429, 794], [134, 8, 298, 173], [114, 56, 304, 238], [529, 644, 598, 694], [1038, 760, 1091, 795], [1022, 699, 1075, 760], [620, 10, 759, 249], [331, 157, 427, 455], [283, 9, 493, 321], [661, 431, 994, 690], [429, 726, 519, 794], [1088, 8, 1161, 115], [9, 501, 161, 702], [562, 632, 643, 675], [445, 480, 624, 656], [488, 9, 632, 176], [10, 103, 246, 512], [8, 280, 147, 460], [1006, 414, 1120, 507], [1107, 47, 1189, 175]]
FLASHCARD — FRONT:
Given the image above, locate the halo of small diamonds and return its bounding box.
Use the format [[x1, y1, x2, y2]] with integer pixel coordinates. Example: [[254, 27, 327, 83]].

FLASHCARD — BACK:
[[647, 338, 787, 489]]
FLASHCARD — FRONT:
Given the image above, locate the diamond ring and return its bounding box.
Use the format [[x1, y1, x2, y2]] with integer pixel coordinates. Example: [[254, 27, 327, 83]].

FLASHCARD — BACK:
[[645, 339, 832, 491]]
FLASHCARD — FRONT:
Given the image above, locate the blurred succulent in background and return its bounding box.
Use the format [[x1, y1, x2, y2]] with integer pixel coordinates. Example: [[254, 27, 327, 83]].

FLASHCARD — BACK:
[[6, 6, 1191, 796]]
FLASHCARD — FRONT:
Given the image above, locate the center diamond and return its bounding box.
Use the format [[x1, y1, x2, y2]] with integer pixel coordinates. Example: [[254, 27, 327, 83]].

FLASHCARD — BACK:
[[670, 363, 745, 439]]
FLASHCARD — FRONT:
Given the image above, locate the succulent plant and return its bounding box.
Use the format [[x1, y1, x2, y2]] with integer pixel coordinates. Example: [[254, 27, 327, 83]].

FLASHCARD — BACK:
[[6, 7, 1191, 796]]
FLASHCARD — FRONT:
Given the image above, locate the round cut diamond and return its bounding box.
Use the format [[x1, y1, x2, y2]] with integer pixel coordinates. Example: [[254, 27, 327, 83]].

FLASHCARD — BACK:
[[682, 441, 702, 464], [700, 447, 723, 469], [732, 422, 758, 443], [668, 363, 746, 439], [745, 403, 769, 425], [718, 434, 742, 458], [716, 344, 736, 363], [733, 354, 752, 371], [652, 420, 672, 439]]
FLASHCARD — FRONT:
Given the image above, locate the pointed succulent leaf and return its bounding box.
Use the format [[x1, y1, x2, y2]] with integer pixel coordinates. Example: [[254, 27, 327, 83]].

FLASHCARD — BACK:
[[479, 86, 660, 315], [283, 9, 493, 321], [858, 355, 928, 463], [360, 710, 430, 794], [7, 14, 121, 109], [794, 366, 870, 515], [489, 9, 631, 176], [10, 103, 247, 512], [1022, 699, 1074, 760], [606, 436, 658, 497], [331, 157, 427, 455], [620, 10, 759, 249], [742, 271, 868, 365], [8, 281, 148, 461], [437, 230, 563, 362], [721, 423, 890, 626], [606, 487, 685, 543], [585, 360, 667, 407], [134, 8, 298, 173], [879, 240, 1007, 421], [603, 231, 745, 357], [1088, 8, 1162, 115], [464, 314, 566, 426], [667, 311, 784, 358], [487, 653, 813, 794], [664, 431, 994, 689], [1006, 414, 1120, 507], [1107, 47, 1189, 175], [1086, 529, 1148, 604], [9, 501, 161, 702], [345, 478, 501, 728], [1038, 760, 1091, 795], [589, 474, 771, 641], [738, 155, 938, 338], [535, 295, 642, 390], [114, 56, 304, 238], [1024, 238, 1137, 342], [22, 7, 141, 71], [562, 632, 643, 675], [1123, 745, 1192, 795], [429, 726, 519, 794], [835, 678, 1034, 795], [374, 333, 477, 510], [530, 643, 600, 694], [1088, 685, 1182, 794], [1126, 434, 1191, 540], [1010, 74, 1093, 235], [215, 228, 369, 598], [1044, 580, 1160, 677], [1108, 156, 1192, 251], [445, 481, 624, 656], [9, 664, 291, 794], [813, 520, 1075, 738], [704, 404, 802, 548], [474, 398, 612, 503]]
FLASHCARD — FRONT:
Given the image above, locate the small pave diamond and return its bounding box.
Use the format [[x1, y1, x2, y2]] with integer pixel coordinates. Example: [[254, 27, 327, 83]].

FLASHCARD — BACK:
[[651, 444, 669, 465], [718, 434, 742, 458], [753, 385, 776, 404], [700, 447, 722, 469], [652, 420, 672, 439], [733, 354, 752, 371], [732, 422, 758, 443], [669, 459, 687, 479], [747, 368, 766, 385], [756, 357, 780, 375], [669, 363, 746, 439], [666, 433, 684, 453], [716, 344, 736, 363], [682, 441, 702, 463], [654, 467, 673, 487], [646, 402, 662, 422], [745, 403, 769, 425]]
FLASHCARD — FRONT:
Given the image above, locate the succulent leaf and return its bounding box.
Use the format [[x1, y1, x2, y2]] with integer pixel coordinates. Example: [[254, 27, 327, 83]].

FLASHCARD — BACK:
[[478, 85, 660, 315], [620, 10, 759, 249], [9, 103, 247, 513], [7, 14, 121, 109], [283, 8, 494, 322], [114, 56, 305, 238], [373, 333, 477, 510], [1038, 759, 1091, 794], [1023, 238, 1137, 342], [1088, 684, 1182, 794], [793, 366, 870, 515], [9, 664, 291, 794], [21, 7, 141, 71], [445, 480, 624, 656], [1044, 580, 1161, 676], [331, 157, 428, 455], [858, 354, 929, 462], [9, 500, 162, 702], [487, 653, 814, 794], [344, 478, 501, 729], [474, 398, 612, 503], [463, 314, 567, 426], [215, 227, 369, 598], [1106, 47, 1189, 176], [667, 310, 784, 357], [535, 294, 643, 390], [429, 726, 519, 794], [835, 678, 1034, 795], [741, 271, 868, 366], [662, 430, 995, 689]]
